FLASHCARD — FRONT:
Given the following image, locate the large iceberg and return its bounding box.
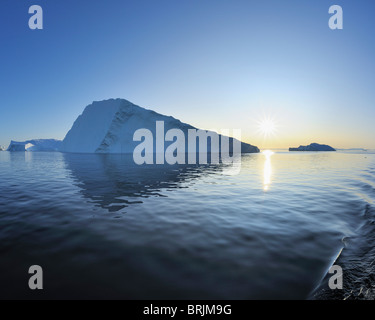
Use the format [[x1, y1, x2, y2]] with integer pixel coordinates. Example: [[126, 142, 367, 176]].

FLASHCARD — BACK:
[[7, 139, 62, 152], [61, 99, 260, 154], [289, 143, 336, 152]]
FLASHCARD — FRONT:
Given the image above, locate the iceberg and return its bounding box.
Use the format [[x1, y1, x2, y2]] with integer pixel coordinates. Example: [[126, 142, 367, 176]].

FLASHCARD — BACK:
[[61, 99, 260, 154], [289, 143, 336, 152], [7, 139, 62, 152]]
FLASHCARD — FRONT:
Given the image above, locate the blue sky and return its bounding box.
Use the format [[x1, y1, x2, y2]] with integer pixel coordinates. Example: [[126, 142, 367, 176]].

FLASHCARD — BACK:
[[1, 0, 375, 149]]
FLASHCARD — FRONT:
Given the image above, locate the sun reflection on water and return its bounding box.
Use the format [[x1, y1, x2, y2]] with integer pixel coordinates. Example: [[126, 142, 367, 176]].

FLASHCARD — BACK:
[[263, 150, 274, 191]]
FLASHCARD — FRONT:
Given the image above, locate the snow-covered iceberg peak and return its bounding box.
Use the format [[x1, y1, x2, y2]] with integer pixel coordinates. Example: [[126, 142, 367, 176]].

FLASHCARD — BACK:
[[61, 98, 260, 154]]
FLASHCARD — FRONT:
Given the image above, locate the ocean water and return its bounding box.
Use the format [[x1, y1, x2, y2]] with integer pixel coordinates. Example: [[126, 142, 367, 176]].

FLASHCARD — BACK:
[[0, 150, 374, 299]]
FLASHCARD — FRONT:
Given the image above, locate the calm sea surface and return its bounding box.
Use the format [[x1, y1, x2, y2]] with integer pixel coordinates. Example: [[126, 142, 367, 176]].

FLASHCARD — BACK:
[[0, 150, 374, 299]]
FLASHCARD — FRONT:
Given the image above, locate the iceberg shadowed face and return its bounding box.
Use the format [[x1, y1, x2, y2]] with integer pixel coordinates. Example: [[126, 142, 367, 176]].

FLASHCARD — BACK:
[[132, 120, 242, 168]]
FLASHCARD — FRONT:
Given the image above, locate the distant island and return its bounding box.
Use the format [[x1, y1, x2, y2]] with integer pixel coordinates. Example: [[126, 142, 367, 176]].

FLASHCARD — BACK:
[[289, 143, 336, 152]]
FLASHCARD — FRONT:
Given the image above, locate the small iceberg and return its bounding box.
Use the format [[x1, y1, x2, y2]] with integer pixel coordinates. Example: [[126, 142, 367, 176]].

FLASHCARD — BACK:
[[289, 143, 336, 152], [7, 139, 62, 152]]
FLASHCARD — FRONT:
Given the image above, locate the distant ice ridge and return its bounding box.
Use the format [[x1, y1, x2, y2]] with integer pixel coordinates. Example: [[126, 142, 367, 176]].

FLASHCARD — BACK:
[[61, 98, 260, 154], [7, 139, 62, 152]]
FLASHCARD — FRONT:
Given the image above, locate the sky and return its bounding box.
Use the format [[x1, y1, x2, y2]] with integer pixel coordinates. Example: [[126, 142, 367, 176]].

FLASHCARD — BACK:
[[1, 0, 375, 149]]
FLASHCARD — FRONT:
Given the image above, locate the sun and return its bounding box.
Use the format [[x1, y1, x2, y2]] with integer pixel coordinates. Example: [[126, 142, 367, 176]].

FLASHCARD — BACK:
[[257, 118, 277, 137]]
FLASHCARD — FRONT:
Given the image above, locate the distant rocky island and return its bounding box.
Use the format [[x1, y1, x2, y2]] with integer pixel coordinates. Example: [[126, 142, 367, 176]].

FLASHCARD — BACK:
[[289, 143, 336, 152]]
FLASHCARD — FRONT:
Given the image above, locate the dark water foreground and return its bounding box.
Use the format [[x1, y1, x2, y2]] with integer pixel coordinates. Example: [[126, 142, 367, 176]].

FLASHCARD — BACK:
[[0, 151, 374, 299]]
